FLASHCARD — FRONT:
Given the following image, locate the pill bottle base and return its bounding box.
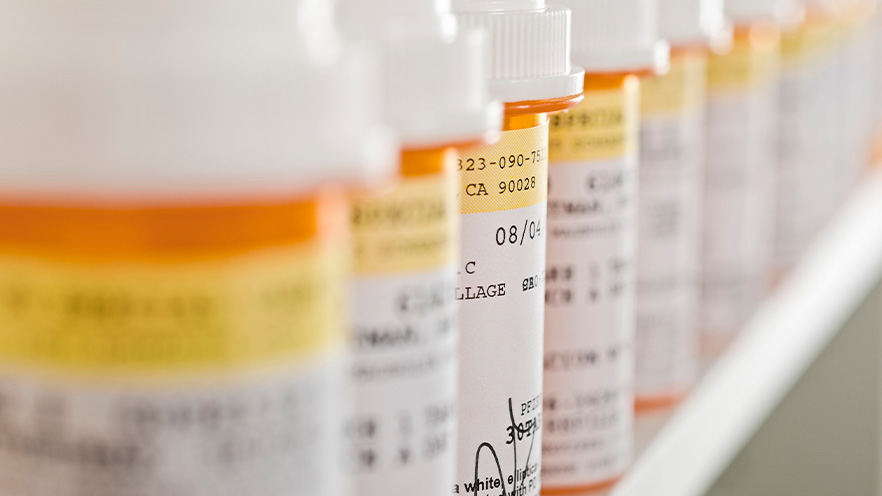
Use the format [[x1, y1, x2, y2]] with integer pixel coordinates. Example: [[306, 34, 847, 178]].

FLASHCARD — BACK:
[[542, 475, 622, 496], [635, 392, 688, 413]]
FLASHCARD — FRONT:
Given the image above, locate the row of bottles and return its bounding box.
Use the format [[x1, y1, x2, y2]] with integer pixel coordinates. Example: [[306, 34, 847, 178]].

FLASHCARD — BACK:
[[0, 0, 878, 495]]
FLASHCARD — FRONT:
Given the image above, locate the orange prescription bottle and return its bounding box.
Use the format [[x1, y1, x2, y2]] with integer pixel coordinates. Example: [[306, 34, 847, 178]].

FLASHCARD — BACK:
[[450, 1, 584, 495], [337, 1, 501, 494], [832, 0, 878, 196], [773, 1, 840, 280], [0, 1, 393, 495], [634, 0, 731, 410], [540, 0, 668, 493], [700, 0, 792, 354], [874, 0, 882, 164]]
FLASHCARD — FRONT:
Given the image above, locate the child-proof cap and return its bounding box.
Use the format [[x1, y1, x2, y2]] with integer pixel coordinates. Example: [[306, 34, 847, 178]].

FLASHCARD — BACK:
[[725, 0, 805, 27], [557, 0, 670, 74], [0, 0, 395, 201], [660, 0, 733, 51], [450, 0, 586, 104], [338, 0, 502, 148]]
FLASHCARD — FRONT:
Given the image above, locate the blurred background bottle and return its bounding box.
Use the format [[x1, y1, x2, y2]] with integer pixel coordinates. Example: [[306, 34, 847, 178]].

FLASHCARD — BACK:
[[337, 0, 500, 494], [541, 0, 667, 492], [699, 0, 794, 354], [634, 0, 731, 411], [0, 1, 393, 494], [832, 0, 878, 200], [773, 0, 841, 280]]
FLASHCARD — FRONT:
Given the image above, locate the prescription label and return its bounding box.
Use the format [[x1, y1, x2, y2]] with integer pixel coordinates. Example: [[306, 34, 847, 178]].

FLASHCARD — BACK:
[[775, 24, 840, 272], [636, 53, 707, 401], [0, 242, 348, 496], [549, 89, 638, 162], [352, 175, 457, 276], [542, 86, 639, 488], [349, 174, 459, 496], [702, 39, 780, 343], [707, 37, 780, 91], [0, 245, 342, 375], [458, 124, 549, 215], [453, 122, 548, 496], [641, 51, 707, 116], [781, 19, 837, 63]]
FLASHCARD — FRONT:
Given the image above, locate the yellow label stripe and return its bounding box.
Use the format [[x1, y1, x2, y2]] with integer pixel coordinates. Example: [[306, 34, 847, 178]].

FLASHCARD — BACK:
[[351, 175, 457, 276], [642, 52, 708, 116], [0, 244, 343, 374], [708, 38, 780, 91], [457, 122, 550, 215], [550, 87, 640, 163]]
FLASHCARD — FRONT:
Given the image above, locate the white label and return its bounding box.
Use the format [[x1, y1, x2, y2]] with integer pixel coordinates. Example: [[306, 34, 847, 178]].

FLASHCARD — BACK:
[[454, 123, 548, 496], [542, 158, 636, 487], [702, 86, 777, 342], [349, 269, 458, 496], [636, 110, 704, 401], [0, 359, 346, 496]]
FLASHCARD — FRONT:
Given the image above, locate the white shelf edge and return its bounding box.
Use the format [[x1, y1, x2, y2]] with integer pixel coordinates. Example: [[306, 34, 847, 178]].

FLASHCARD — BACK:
[[611, 170, 882, 496]]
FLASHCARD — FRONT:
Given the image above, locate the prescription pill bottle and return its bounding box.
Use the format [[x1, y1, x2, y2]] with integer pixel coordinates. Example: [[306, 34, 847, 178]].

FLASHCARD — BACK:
[[338, 2, 501, 493], [634, 0, 730, 411], [348, 147, 460, 495], [451, 1, 584, 494], [832, 0, 877, 197], [700, 0, 790, 354], [873, 0, 882, 164], [773, 1, 840, 280], [540, 0, 668, 492], [0, 1, 394, 495], [874, 0, 882, 164]]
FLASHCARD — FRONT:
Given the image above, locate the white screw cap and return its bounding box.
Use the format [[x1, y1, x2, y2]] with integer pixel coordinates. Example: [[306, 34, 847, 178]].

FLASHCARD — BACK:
[[451, 0, 585, 104], [558, 0, 670, 74], [660, 0, 733, 50], [0, 0, 395, 201], [338, 0, 502, 149]]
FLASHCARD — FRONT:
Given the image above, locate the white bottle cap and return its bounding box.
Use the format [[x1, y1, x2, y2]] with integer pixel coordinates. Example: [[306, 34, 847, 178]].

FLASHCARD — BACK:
[[725, 0, 805, 27], [450, 0, 586, 104], [660, 0, 733, 51], [557, 0, 670, 74], [0, 0, 396, 202], [338, 0, 502, 149]]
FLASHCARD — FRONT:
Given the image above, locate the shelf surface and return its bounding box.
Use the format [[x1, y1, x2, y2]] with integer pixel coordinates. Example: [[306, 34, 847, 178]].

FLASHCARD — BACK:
[[609, 169, 882, 496]]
